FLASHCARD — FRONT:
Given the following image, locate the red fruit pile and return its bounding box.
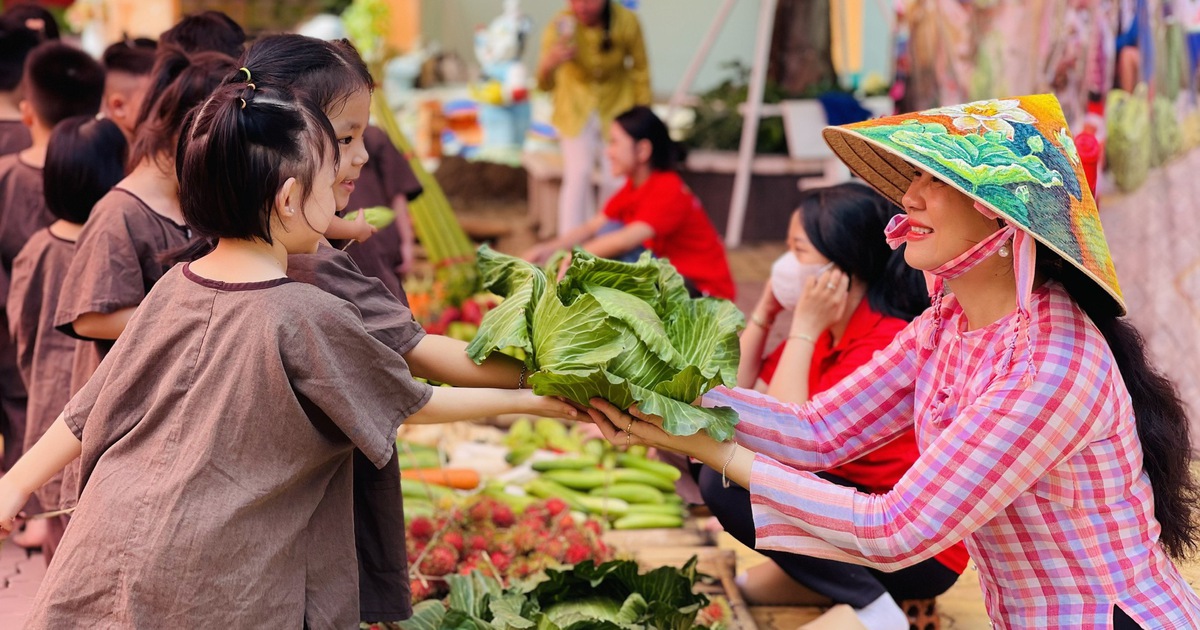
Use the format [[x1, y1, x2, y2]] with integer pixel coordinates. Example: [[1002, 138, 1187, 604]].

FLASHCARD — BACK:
[[405, 497, 612, 603]]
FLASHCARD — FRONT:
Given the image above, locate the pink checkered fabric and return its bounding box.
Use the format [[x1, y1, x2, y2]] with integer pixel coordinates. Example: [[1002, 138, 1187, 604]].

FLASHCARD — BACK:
[[703, 282, 1200, 628]]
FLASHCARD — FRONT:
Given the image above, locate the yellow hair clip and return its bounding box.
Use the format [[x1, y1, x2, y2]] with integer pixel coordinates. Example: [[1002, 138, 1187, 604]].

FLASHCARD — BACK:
[[239, 67, 252, 82]]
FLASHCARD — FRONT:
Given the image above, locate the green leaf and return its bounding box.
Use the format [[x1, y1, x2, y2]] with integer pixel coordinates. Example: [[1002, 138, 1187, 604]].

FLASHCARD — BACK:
[[489, 593, 537, 629], [587, 285, 683, 368], [531, 283, 623, 371], [396, 600, 447, 630], [529, 368, 638, 411], [465, 280, 538, 367], [466, 246, 547, 367], [635, 383, 740, 442], [556, 249, 661, 304], [664, 298, 745, 386]]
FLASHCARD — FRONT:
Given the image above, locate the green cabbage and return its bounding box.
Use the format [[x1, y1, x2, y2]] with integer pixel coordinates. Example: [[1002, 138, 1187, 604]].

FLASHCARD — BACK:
[[466, 246, 744, 441]]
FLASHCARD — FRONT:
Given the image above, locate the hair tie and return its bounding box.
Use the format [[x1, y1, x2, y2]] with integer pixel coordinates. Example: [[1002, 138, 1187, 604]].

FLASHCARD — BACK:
[[246, 82, 256, 91], [239, 98, 247, 110], [239, 67, 252, 82]]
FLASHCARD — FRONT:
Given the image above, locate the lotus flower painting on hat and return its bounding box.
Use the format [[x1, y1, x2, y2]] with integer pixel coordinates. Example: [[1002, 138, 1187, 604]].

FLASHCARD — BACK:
[[822, 94, 1124, 314]]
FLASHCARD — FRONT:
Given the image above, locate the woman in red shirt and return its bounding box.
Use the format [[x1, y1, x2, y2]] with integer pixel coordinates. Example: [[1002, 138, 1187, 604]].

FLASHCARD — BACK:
[[523, 106, 735, 300], [700, 183, 964, 630]]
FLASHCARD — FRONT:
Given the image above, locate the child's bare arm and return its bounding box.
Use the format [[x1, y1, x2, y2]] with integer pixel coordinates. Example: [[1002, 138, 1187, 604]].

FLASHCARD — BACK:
[[404, 334, 524, 388], [405, 387, 577, 425], [0, 417, 82, 533], [73, 307, 137, 340]]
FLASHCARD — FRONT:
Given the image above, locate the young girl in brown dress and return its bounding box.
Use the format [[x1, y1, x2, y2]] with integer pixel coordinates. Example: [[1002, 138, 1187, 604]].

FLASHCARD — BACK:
[[0, 75, 575, 627], [6, 116, 127, 564], [233, 34, 540, 623]]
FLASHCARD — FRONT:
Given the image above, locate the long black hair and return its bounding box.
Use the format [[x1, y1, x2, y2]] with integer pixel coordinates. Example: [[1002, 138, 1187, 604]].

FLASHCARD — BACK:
[[178, 81, 337, 243], [165, 34, 373, 264], [1037, 244, 1199, 560], [798, 183, 929, 322], [131, 47, 236, 170], [614, 105, 686, 172]]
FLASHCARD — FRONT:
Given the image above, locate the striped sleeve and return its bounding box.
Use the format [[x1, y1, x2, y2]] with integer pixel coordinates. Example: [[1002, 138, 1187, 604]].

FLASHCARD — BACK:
[[747, 331, 1107, 572], [703, 316, 921, 472]]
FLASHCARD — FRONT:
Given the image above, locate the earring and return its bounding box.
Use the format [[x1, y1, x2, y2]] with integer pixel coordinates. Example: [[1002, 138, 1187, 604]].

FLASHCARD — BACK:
[[285, 207, 294, 216], [999, 243, 1011, 258]]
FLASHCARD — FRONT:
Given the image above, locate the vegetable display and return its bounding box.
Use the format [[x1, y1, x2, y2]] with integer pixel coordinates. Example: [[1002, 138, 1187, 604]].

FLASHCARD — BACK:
[[398, 557, 718, 630], [466, 246, 744, 442]]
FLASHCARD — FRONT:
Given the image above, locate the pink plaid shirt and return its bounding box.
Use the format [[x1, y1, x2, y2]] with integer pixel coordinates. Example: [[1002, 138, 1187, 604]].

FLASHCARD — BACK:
[[704, 282, 1200, 628]]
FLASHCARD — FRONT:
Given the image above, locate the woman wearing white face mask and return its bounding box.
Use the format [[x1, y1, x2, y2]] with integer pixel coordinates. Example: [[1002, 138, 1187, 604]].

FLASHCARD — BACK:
[[710, 183, 962, 629]]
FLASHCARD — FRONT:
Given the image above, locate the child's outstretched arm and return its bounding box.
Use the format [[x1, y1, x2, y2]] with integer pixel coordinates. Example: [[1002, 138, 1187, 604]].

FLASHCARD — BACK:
[[0, 416, 81, 534], [404, 334, 524, 388], [406, 387, 578, 425]]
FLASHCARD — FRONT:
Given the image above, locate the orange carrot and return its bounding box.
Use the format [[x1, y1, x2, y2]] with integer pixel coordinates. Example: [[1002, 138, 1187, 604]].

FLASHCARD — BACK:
[[400, 467, 481, 490]]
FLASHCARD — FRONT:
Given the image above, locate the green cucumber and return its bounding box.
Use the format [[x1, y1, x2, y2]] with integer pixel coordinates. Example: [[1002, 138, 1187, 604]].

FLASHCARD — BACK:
[[524, 478, 587, 511], [616, 454, 682, 482], [612, 513, 684, 530], [623, 503, 686, 517], [577, 496, 630, 518], [541, 469, 611, 491], [396, 450, 441, 470], [401, 479, 456, 501], [531, 456, 600, 472], [588, 483, 664, 505], [611, 468, 677, 492]]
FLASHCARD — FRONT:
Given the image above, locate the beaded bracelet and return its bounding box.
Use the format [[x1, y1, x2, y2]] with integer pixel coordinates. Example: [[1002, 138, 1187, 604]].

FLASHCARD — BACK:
[[517, 364, 528, 389]]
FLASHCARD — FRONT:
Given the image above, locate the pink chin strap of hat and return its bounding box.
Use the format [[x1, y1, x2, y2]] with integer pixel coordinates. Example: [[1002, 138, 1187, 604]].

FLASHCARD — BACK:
[[885, 203, 1037, 382]]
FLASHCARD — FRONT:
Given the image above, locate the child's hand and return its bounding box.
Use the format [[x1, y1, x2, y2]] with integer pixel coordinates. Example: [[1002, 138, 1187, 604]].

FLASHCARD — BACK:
[[514, 389, 579, 421], [0, 477, 30, 537], [348, 209, 377, 243]]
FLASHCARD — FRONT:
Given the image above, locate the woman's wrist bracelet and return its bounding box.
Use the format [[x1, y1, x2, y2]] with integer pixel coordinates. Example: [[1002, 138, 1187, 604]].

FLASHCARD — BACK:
[[517, 364, 528, 389], [721, 441, 739, 489], [750, 312, 772, 328], [788, 332, 818, 345]]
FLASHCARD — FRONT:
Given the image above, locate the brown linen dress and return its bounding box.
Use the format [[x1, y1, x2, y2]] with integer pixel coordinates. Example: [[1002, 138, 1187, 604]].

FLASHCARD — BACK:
[[52, 187, 193, 516], [54, 187, 193, 390], [288, 242, 426, 622], [0, 119, 31, 156], [0, 153, 46, 470], [6, 229, 76, 556], [9, 230, 77, 444], [343, 125, 423, 302], [26, 264, 433, 629]]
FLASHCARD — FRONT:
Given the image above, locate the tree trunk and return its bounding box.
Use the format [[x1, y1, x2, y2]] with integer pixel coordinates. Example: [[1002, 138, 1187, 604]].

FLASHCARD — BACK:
[[768, 0, 837, 96]]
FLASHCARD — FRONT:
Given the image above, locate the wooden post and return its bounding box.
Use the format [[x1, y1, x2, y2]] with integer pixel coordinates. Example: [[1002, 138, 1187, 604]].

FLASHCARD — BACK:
[[725, 0, 778, 248], [667, 0, 739, 118]]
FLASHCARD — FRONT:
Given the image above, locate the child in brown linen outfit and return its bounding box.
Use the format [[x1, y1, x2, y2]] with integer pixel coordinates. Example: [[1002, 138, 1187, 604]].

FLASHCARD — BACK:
[[224, 35, 538, 624], [6, 116, 127, 564], [0, 79, 576, 628], [0, 17, 39, 156]]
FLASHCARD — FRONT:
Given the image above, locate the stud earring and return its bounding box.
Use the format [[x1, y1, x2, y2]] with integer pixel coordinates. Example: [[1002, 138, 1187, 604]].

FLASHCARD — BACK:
[[999, 243, 1011, 258], [285, 207, 294, 216]]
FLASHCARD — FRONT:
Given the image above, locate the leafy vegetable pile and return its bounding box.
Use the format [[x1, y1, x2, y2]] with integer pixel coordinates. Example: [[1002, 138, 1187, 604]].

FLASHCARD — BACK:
[[466, 247, 744, 442], [398, 558, 714, 630]]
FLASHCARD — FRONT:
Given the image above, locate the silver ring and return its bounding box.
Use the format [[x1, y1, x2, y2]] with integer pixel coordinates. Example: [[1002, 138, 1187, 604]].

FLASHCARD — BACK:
[[826, 282, 835, 289]]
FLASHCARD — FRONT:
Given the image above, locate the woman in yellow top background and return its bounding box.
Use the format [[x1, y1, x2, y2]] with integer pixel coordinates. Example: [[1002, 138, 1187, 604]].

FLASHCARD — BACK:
[[537, 0, 651, 236]]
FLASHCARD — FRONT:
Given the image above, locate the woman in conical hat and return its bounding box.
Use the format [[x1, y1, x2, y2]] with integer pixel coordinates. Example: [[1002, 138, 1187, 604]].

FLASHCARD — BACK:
[[585, 95, 1200, 629]]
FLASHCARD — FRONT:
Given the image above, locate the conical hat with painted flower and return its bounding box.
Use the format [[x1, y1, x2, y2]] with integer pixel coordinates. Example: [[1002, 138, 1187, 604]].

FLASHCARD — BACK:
[[822, 95, 1125, 315]]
